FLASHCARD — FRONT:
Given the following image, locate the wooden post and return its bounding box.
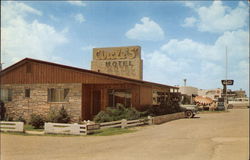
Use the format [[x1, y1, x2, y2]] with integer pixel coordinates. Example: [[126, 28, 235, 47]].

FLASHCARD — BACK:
[[121, 119, 127, 128], [147, 116, 153, 125]]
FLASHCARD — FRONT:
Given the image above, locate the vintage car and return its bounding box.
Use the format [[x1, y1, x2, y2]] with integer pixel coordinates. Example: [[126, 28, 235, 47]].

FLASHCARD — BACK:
[[180, 104, 199, 118]]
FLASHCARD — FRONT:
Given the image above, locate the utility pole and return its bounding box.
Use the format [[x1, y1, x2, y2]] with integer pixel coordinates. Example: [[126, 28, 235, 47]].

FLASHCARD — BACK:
[[0, 51, 2, 101], [0, 52, 2, 71], [225, 46, 228, 110]]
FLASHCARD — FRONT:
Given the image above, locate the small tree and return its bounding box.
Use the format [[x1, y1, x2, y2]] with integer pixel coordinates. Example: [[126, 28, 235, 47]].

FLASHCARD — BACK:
[[29, 114, 45, 129], [17, 116, 26, 124], [56, 106, 70, 123], [46, 106, 70, 123]]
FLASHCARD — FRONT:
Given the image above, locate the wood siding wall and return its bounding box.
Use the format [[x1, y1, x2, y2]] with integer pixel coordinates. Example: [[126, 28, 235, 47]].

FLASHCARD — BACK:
[[89, 83, 140, 108], [1, 62, 124, 84], [81, 84, 142, 120], [140, 86, 153, 106]]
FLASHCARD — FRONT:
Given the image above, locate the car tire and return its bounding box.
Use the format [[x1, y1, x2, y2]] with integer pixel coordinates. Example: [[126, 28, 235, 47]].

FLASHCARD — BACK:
[[185, 110, 193, 118], [228, 104, 233, 109]]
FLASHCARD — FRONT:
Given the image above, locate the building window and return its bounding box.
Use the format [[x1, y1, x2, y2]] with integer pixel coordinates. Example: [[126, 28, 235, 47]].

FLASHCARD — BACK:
[[0, 89, 12, 102], [108, 89, 131, 108], [25, 89, 30, 98], [48, 88, 69, 102]]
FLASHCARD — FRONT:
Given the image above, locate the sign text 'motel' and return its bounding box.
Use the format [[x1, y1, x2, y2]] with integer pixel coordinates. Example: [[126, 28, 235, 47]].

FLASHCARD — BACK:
[[221, 80, 234, 85]]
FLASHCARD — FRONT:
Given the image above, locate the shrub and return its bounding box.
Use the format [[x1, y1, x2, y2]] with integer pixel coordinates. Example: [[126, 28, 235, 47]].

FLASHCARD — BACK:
[[0, 100, 6, 120], [93, 110, 113, 123], [57, 106, 70, 123], [94, 106, 143, 123], [3, 113, 13, 121], [46, 108, 58, 122], [46, 106, 70, 123], [143, 101, 181, 117], [29, 114, 45, 129], [17, 116, 26, 124]]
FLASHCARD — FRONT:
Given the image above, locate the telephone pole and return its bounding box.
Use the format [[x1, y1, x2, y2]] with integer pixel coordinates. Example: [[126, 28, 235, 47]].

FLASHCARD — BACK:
[[225, 46, 228, 110]]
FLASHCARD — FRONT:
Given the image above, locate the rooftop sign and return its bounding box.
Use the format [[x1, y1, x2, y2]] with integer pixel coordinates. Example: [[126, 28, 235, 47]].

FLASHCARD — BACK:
[[221, 80, 234, 85], [91, 46, 143, 80]]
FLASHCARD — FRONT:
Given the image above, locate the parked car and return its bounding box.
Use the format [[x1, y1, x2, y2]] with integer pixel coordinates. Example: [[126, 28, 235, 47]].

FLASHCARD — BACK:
[[180, 104, 199, 118], [228, 98, 249, 109]]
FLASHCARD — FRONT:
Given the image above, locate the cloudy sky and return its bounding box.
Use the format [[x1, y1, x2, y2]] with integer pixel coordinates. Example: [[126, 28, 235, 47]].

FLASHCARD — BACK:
[[1, 1, 249, 95]]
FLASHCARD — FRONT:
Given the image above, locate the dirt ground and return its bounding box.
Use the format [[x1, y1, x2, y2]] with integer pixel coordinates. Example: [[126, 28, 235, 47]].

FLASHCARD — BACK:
[[1, 109, 249, 160]]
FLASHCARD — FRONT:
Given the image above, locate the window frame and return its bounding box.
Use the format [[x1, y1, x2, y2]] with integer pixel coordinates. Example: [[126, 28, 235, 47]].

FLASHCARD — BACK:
[[0, 88, 13, 102], [108, 89, 132, 108], [25, 89, 31, 98], [47, 88, 70, 102]]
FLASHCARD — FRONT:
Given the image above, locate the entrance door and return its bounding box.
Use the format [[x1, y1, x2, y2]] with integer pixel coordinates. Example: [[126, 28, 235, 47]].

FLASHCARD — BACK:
[[82, 84, 92, 120], [92, 90, 101, 118]]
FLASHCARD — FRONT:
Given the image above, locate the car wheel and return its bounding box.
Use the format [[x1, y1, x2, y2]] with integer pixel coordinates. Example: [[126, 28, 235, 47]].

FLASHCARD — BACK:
[[185, 110, 193, 118], [228, 104, 233, 109]]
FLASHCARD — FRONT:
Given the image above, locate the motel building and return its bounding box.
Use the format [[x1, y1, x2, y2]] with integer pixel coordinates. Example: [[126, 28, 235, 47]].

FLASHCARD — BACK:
[[0, 46, 179, 122]]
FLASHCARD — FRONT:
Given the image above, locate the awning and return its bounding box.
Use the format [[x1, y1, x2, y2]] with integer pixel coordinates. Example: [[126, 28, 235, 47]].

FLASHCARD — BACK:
[[193, 96, 213, 105]]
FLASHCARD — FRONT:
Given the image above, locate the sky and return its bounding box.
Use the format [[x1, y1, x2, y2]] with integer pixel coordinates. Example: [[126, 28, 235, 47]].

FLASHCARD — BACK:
[[1, 1, 249, 96]]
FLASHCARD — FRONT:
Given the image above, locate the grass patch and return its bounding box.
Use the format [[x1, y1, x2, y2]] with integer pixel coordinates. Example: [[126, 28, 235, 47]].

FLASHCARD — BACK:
[[91, 128, 137, 136], [1, 127, 137, 137], [1, 131, 27, 136], [24, 124, 44, 132]]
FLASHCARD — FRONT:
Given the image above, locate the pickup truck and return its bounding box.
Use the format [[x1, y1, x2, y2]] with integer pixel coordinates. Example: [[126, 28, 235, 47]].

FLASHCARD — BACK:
[[180, 104, 199, 118]]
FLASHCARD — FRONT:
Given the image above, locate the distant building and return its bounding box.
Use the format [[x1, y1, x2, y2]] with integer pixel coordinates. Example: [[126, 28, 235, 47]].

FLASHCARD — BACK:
[[234, 89, 247, 98], [226, 89, 247, 101], [179, 86, 198, 96], [198, 88, 222, 101], [179, 86, 198, 104]]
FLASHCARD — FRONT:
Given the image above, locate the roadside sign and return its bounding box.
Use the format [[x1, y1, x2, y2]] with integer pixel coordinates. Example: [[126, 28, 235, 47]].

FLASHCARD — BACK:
[[87, 124, 100, 130], [221, 80, 234, 85]]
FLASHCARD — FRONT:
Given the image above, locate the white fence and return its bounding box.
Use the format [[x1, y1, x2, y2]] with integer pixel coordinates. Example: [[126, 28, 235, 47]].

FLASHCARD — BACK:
[[100, 117, 152, 129], [44, 117, 152, 135], [44, 123, 88, 135], [0, 113, 184, 135], [0, 121, 24, 132]]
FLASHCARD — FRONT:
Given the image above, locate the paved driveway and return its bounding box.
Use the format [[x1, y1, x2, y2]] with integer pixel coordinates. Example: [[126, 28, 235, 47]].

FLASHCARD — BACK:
[[1, 109, 249, 160]]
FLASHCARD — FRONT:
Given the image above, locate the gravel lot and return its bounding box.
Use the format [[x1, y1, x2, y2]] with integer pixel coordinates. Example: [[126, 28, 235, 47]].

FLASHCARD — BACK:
[[1, 109, 249, 160]]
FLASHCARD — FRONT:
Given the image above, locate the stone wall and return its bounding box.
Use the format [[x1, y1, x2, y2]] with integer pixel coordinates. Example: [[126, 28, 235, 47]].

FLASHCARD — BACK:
[[1, 83, 82, 122]]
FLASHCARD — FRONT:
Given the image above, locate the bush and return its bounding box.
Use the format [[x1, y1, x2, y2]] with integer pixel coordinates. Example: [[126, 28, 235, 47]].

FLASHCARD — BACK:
[[29, 114, 45, 129], [57, 106, 70, 123], [0, 100, 6, 120], [47, 106, 70, 123], [94, 106, 143, 123], [17, 116, 26, 124], [3, 113, 13, 121], [143, 101, 181, 117]]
